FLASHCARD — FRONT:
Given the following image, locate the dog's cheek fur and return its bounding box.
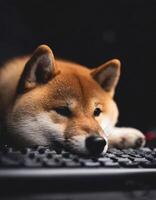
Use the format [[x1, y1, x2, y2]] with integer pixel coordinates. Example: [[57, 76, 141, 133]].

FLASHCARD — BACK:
[[66, 135, 88, 154], [6, 112, 65, 146], [96, 100, 119, 136]]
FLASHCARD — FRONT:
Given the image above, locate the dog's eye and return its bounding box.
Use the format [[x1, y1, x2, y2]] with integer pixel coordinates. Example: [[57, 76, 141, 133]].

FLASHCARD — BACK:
[[54, 107, 72, 117], [94, 108, 102, 117]]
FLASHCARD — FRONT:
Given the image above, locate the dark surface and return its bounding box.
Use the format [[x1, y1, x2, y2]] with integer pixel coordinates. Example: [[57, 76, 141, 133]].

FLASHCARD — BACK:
[[0, 146, 156, 196], [1, 191, 156, 200], [0, 146, 156, 198], [0, 0, 156, 131]]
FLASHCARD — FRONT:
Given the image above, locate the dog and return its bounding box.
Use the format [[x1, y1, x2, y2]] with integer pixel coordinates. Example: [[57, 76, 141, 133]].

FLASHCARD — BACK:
[[0, 45, 145, 155]]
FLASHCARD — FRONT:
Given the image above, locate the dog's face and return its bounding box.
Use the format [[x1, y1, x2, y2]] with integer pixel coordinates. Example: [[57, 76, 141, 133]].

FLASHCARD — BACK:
[[6, 45, 120, 155]]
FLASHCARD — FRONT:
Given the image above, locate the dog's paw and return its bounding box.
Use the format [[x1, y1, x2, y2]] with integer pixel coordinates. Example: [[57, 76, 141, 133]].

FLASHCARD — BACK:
[[108, 127, 146, 149]]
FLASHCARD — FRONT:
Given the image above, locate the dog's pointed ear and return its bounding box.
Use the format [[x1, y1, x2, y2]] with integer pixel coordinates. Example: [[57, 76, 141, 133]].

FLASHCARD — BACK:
[[17, 45, 58, 93], [90, 59, 121, 93]]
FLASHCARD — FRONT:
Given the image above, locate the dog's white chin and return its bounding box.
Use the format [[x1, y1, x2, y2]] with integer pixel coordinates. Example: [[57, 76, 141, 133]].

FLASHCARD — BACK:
[[101, 143, 108, 155]]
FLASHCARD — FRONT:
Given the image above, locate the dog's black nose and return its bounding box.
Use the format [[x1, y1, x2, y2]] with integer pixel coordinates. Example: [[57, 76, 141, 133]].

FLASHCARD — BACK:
[[85, 135, 107, 155]]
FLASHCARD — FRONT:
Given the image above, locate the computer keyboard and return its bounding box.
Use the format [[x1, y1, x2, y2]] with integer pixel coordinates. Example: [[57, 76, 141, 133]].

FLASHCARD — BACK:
[[0, 146, 156, 194], [0, 146, 156, 169]]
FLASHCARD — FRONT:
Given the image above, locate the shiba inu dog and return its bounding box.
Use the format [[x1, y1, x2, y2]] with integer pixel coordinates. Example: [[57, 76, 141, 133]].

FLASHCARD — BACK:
[[0, 45, 145, 155]]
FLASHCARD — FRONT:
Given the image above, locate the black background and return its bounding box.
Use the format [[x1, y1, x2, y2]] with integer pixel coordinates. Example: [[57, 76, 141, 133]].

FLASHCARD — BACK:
[[0, 0, 156, 132]]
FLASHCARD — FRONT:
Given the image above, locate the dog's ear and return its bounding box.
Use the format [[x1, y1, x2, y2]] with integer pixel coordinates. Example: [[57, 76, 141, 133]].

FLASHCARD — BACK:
[[90, 59, 121, 93], [17, 44, 58, 93]]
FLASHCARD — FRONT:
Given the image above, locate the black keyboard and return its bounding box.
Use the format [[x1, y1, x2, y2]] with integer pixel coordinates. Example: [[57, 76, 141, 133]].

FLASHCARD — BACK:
[[0, 146, 156, 169], [0, 146, 156, 194]]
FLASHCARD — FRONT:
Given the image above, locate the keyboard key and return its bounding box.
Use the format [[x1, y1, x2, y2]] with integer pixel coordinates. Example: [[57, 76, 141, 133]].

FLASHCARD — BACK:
[[71, 155, 79, 162], [129, 153, 142, 158], [123, 149, 141, 157], [144, 154, 155, 161], [114, 158, 131, 163], [28, 152, 36, 159], [20, 148, 31, 155], [151, 151, 156, 157], [24, 159, 42, 168], [61, 158, 74, 163], [106, 153, 116, 159], [133, 158, 148, 163], [64, 161, 82, 168], [0, 153, 24, 167], [121, 162, 139, 168], [103, 161, 120, 168], [62, 151, 70, 158], [0, 146, 11, 154], [53, 154, 63, 161], [83, 161, 101, 167], [140, 147, 152, 152], [108, 148, 123, 155], [98, 157, 112, 162], [43, 159, 63, 167], [120, 154, 131, 158], [38, 147, 47, 154], [79, 158, 94, 163], [140, 161, 155, 168]]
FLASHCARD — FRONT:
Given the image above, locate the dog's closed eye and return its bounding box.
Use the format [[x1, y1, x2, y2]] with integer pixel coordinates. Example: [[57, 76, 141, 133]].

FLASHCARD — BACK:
[[54, 107, 72, 117]]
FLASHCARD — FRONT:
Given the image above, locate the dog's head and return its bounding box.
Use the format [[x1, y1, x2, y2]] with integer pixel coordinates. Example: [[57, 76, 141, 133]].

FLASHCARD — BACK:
[[6, 45, 120, 155]]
